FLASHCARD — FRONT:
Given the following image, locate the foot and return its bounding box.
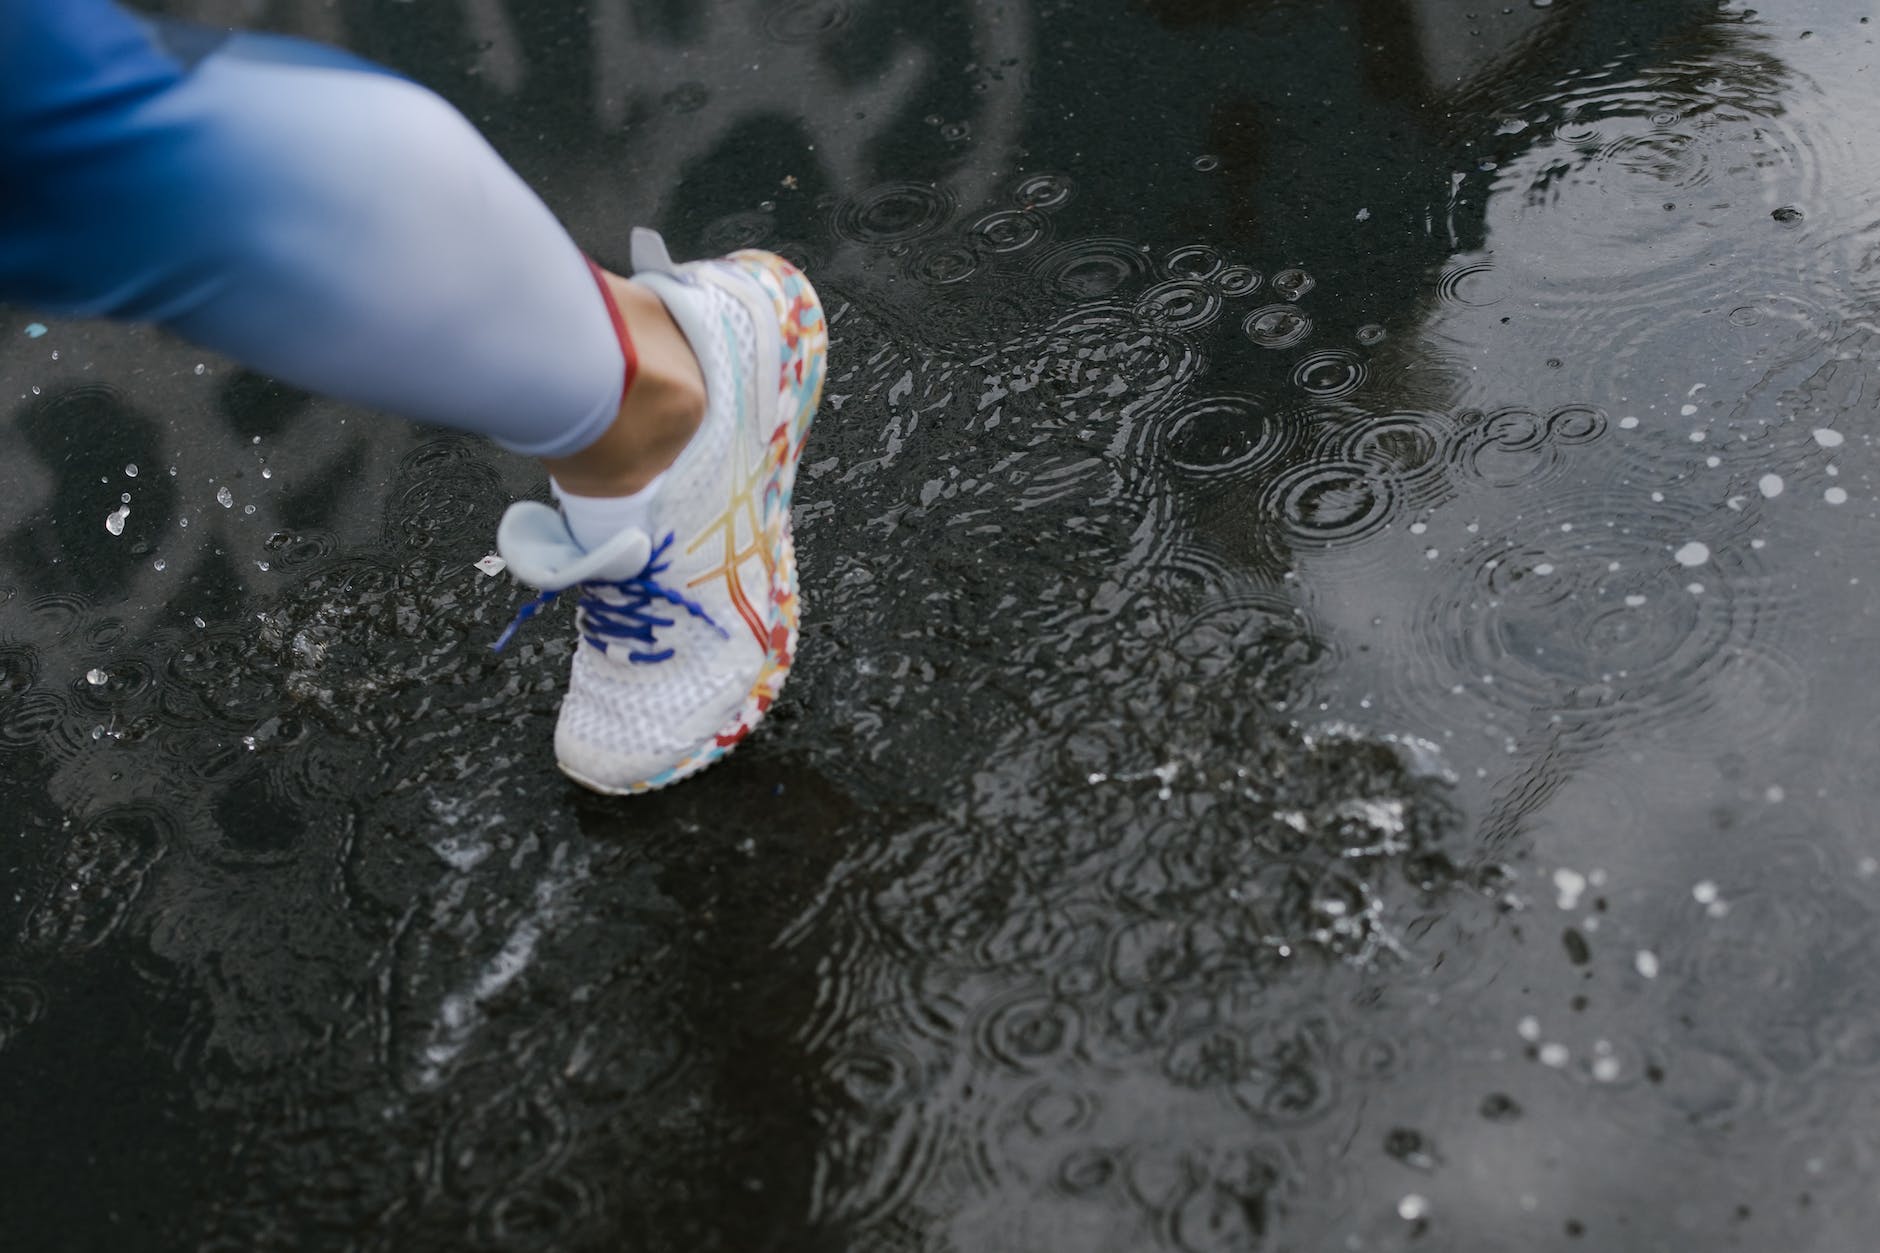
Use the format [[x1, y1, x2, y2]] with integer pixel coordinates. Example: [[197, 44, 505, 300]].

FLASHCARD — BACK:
[[493, 228, 827, 794]]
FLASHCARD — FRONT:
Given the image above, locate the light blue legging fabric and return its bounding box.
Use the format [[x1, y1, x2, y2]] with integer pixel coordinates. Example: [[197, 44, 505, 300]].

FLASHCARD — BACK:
[[0, 0, 625, 458]]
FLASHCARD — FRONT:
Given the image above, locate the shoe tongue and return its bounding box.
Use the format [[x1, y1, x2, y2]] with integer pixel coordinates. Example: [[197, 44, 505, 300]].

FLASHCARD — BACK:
[[495, 501, 654, 590], [575, 522, 659, 583]]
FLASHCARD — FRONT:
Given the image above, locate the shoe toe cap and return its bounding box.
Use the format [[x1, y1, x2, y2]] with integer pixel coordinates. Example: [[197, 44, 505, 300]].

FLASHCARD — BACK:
[[552, 654, 749, 792]]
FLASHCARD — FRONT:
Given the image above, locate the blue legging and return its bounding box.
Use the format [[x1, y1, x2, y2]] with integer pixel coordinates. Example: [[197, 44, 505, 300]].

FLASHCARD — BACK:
[[0, 0, 625, 458]]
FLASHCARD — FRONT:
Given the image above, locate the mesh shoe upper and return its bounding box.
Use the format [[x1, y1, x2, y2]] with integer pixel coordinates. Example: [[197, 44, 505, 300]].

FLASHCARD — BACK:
[[494, 230, 821, 794]]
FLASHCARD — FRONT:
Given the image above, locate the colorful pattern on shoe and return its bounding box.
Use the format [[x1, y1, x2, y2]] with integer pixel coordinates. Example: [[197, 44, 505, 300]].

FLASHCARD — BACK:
[[491, 228, 826, 795]]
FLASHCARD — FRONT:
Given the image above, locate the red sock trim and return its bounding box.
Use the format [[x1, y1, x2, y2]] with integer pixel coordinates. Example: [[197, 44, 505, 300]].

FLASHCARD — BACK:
[[585, 256, 639, 401]]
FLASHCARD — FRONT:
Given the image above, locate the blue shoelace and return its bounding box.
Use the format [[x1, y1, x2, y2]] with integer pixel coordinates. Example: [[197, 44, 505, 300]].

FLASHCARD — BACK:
[[492, 533, 727, 663]]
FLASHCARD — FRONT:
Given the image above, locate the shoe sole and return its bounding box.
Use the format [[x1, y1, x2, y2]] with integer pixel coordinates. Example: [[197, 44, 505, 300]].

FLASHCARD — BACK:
[[558, 252, 825, 795]]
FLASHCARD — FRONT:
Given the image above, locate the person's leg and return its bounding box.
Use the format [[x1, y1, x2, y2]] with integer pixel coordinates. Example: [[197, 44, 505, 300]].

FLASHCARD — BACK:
[[0, 0, 697, 499], [0, 0, 828, 794]]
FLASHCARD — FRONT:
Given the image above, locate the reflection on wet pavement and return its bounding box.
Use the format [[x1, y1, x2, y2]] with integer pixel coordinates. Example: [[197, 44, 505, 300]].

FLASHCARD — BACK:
[[6, 0, 1880, 1248]]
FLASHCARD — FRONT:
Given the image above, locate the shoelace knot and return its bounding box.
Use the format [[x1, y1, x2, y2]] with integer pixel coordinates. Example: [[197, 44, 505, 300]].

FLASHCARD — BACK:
[[492, 532, 727, 662]]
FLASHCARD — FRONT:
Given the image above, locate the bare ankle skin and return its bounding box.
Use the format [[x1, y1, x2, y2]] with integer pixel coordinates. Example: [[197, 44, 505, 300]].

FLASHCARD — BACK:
[[541, 270, 705, 497]]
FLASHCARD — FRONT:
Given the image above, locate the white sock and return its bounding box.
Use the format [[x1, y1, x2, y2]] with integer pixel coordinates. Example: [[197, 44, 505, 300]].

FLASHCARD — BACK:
[[552, 471, 668, 552]]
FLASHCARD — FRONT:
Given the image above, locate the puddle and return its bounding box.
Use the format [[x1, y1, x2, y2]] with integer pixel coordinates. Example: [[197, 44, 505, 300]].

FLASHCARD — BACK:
[[5, 0, 1880, 1248]]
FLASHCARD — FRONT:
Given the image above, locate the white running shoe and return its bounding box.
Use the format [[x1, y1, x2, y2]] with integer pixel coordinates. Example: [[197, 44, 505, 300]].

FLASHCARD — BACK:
[[493, 228, 825, 794]]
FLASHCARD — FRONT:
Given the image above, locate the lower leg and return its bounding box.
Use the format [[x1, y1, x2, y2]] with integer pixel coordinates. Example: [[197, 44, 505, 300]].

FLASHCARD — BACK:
[[541, 270, 706, 498]]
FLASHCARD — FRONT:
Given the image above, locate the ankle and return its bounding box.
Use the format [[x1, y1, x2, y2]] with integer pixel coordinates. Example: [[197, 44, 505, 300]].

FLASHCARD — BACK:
[[543, 270, 706, 497]]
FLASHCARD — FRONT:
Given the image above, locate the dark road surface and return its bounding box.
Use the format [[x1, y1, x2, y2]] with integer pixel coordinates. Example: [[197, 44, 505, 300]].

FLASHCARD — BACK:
[[5, 0, 1880, 1249]]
